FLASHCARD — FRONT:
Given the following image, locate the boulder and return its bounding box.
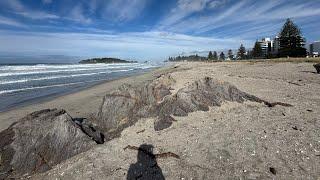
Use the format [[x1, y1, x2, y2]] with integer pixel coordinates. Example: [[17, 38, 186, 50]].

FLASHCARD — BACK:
[[154, 115, 176, 131], [0, 109, 95, 179], [157, 77, 263, 117], [314, 63, 320, 74], [74, 118, 105, 144], [95, 75, 174, 137], [96, 76, 271, 135]]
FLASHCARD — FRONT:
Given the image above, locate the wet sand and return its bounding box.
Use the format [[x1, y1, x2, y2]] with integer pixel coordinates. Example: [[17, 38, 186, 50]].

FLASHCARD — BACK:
[[33, 61, 320, 179], [0, 66, 173, 131]]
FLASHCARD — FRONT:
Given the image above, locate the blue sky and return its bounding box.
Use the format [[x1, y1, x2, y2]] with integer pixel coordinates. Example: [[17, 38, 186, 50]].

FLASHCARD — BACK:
[[0, 0, 319, 62]]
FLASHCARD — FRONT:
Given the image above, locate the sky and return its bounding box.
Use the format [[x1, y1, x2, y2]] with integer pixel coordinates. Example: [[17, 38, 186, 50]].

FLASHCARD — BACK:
[[0, 0, 319, 63]]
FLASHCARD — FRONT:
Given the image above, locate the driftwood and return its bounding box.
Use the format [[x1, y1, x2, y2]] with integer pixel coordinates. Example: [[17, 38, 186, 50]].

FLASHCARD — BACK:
[[314, 63, 320, 74], [263, 101, 293, 107], [136, 129, 145, 134], [124, 145, 180, 159]]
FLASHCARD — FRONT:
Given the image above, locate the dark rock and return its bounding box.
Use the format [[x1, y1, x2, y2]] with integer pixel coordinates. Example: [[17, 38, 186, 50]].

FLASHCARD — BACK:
[[314, 63, 320, 74], [269, 167, 277, 175], [0, 109, 95, 179], [263, 101, 293, 107], [74, 118, 105, 144], [157, 77, 264, 117], [95, 76, 293, 136], [95, 76, 282, 135], [154, 115, 176, 131], [95, 75, 174, 137], [81, 125, 104, 144]]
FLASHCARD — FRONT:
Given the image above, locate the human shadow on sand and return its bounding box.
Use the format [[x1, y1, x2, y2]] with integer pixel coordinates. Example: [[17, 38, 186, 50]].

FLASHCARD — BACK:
[[127, 144, 165, 180]]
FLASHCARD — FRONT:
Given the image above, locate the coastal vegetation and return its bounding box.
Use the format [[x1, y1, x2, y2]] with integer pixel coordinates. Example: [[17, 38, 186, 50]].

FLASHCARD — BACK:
[[278, 19, 307, 57], [168, 54, 207, 61], [168, 18, 310, 62], [79, 57, 137, 64]]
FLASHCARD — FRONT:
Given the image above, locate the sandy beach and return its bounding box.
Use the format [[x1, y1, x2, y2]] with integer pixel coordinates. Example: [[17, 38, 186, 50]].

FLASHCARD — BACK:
[[1, 1, 320, 179], [1, 61, 320, 179], [0, 66, 169, 131]]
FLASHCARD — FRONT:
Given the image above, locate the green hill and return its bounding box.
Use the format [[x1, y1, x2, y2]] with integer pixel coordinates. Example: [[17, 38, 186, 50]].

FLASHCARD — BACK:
[[79, 58, 137, 64]]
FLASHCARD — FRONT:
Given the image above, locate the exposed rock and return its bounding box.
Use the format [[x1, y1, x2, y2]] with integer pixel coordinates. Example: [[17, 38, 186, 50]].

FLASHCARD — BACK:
[[96, 76, 289, 135], [0, 109, 95, 179], [154, 115, 176, 131], [314, 63, 320, 74], [74, 118, 105, 144], [95, 75, 174, 137], [269, 167, 277, 175], [157, 77, 264, 117]]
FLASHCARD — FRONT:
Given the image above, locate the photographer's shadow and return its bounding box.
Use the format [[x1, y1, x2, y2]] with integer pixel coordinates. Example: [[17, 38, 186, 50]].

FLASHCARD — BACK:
[[127, 144, 165, 180]]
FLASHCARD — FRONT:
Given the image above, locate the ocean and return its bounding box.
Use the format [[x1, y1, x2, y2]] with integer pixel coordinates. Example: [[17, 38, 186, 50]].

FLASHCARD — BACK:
[[0, 63, 159, 112]]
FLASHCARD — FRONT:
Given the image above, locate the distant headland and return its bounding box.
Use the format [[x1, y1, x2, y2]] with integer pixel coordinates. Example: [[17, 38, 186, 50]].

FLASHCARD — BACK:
[[79, 57, 137, 64]]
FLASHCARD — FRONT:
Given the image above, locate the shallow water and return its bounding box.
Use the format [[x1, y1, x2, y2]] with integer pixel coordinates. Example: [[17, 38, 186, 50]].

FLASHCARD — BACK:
[[0, 63, 158, 112]]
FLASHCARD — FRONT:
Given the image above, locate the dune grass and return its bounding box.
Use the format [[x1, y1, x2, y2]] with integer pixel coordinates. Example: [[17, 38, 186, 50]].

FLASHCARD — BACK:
[[200, 57, 320, 64]]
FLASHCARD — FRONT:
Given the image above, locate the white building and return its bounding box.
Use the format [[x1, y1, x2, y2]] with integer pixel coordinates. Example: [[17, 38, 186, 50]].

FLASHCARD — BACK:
[[272, 36, 280, 54], [310, 41, 320, 57], [258, 38, 274, 56], [257, 37, 281, 57]]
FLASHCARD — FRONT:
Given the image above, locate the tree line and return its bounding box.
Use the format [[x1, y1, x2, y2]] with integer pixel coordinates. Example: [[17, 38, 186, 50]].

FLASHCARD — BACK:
[[168, 18, 307, 62]]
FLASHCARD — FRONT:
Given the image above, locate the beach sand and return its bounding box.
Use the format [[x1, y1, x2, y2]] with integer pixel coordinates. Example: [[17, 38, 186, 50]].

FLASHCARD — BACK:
[[2, 61, 320, 179], [0, 66, 172, 131], [29, 61, 320, 179]]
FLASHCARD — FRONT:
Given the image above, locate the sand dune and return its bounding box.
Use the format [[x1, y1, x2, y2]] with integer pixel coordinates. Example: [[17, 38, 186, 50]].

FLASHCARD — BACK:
[[1, 61, 320, 179]]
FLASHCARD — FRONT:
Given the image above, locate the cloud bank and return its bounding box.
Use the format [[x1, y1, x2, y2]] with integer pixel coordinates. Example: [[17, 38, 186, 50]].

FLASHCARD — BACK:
[[0, 0, 319, 62]]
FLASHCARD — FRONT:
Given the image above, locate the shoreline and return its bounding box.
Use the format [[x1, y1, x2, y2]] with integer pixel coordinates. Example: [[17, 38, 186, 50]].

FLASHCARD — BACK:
[[36, 61, 320, 179], [0, 68, 158, 113], [1, 61, 320, 179], [0, 65, 173, 131]]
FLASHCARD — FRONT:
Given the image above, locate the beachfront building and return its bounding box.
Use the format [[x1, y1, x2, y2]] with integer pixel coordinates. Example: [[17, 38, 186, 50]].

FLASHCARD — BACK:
[[257, 37, 281, 57], [258, 38, 272, 57], [310, 41, 320, 57], [272, 36, 280, 55]]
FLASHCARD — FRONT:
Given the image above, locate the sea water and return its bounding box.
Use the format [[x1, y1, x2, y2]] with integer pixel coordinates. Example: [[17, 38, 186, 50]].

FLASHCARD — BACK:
[[0, 63, 158, 112]]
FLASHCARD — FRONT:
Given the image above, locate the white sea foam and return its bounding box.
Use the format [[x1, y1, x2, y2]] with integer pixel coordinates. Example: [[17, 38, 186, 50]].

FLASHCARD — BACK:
[[0, 63, 140, 71], [0, 63, 158, 96], [0, 63, 155, 77], [0, 68, 143, 85], [0, 79, 104, 95]]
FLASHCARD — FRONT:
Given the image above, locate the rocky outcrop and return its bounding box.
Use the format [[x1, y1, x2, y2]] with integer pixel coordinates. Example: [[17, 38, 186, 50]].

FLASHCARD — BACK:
[[0, 109, 95, 179], [96, 76, 286, 135], [314, 63, 320, 74], [95, 75, 174, 138], [157, 77, 263, 117], [74, 118, 105, 144]]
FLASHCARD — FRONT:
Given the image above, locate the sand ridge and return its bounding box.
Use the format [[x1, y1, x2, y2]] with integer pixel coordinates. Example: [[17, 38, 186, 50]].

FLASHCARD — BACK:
[[30, 61, 320, 179]]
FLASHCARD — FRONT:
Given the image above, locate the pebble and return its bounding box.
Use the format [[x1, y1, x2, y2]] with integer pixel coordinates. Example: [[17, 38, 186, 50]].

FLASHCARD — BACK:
[[269, 167, 276, 175]]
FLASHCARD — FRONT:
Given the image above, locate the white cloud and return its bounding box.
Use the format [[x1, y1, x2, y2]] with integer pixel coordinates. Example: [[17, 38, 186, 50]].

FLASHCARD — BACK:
[[208, 0, 227, 9], [156, 0, 320, 38], [88, 0, 98, 13], [157, 0, 229, 29], [0, 0, 60, 20], [197, 0, 320, 34], [0, 30, 249, 61], [0, 16, 25, 27], [16, 11, 59, 20], [177, 0, 207, 11], [69, 5, 92, 24], [2, 0, 24, 11], [42, 0, 53, 4], [103, 0, 148, 21]]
